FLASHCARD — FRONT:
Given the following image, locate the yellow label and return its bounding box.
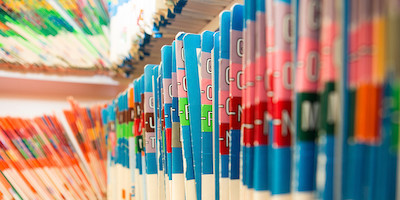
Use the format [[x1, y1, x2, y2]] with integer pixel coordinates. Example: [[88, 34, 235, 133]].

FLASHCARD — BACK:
[[373, 17, 386, 84]]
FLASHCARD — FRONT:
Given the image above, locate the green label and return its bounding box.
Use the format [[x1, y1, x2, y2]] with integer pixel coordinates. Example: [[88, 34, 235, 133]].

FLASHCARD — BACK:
[[319, 82, 336, 136], [128, 122, 134, 137], [296, 92, 320, 141], [179, 97, 190, 126], [116, 116, 122, 138], [201, 105, 213, 132], [135, 135, 144, 153], [391, 83, 400, 150], [347, 89, 356, 139]]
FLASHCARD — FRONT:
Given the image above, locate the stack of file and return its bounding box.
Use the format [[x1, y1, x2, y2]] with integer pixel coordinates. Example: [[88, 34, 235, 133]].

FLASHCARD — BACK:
[[2, 0, 400, 199], [0, 104, 108, 199], [102, 0, 400, 199], [0, 0, 187, 73]]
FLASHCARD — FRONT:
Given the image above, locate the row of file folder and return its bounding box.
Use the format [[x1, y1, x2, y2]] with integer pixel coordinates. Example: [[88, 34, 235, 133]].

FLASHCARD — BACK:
[[0, 98, 107, 199], [102, 0, 400, 199], [0, 0, 186, 71], [0, 0, 110, 68]]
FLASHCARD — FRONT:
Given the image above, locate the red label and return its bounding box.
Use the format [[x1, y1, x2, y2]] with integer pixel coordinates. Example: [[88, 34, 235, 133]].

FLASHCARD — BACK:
[[229, 97, 242, 130], [166, 128, 172, 153], [243, 105, 254, 147], [254, 101, 268, 146], [134, 119, 142, 136], [219, 123, 230, 155], [273, 101, 292, 147]]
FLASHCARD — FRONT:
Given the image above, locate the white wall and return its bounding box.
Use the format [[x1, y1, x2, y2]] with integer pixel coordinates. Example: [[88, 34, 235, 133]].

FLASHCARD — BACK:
[[0, 71, 129, 118], [0, 97, 107, 118]]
